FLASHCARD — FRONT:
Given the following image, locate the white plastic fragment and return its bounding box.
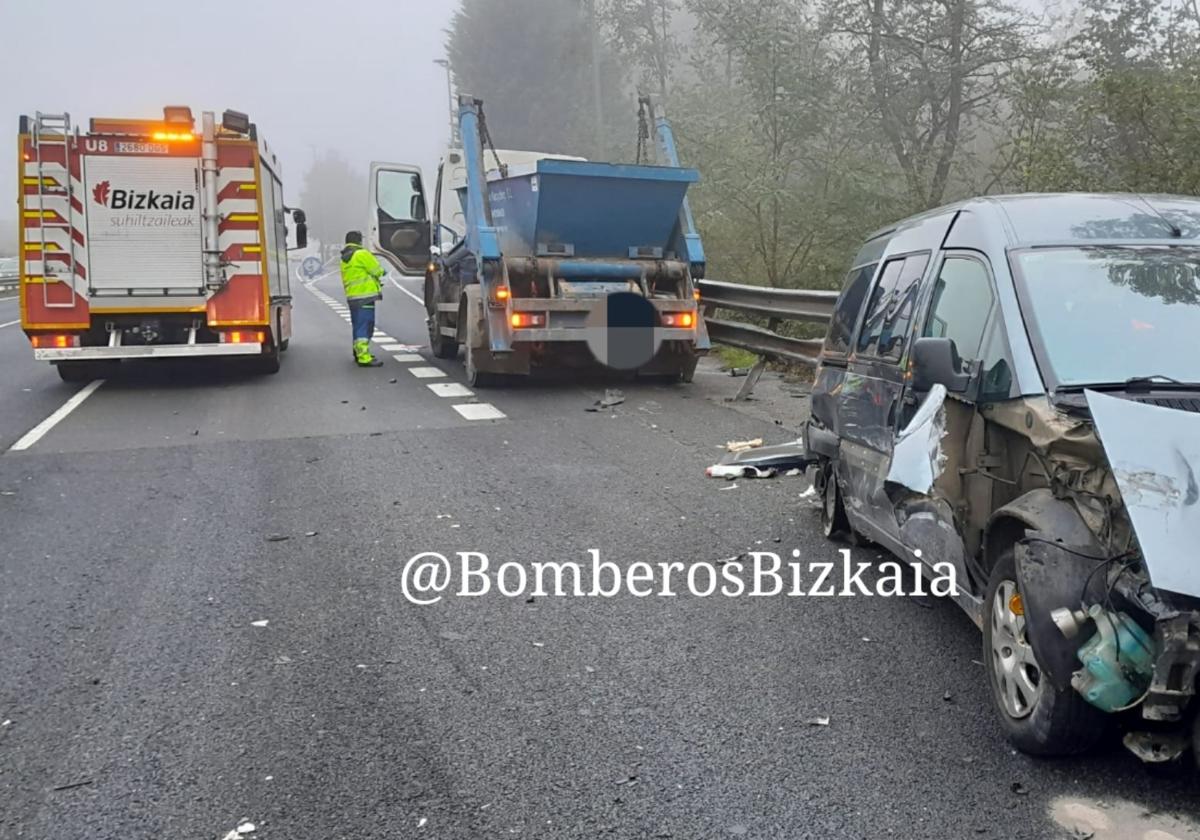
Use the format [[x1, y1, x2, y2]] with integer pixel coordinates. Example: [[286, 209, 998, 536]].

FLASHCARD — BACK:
[[250, 620, 269, 628], [236, 822, 256, 834], [886, 384, 948, 494], [726, 438, 763, 453]]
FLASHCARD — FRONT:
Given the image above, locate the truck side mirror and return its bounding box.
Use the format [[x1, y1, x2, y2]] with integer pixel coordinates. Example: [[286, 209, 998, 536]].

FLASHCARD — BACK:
[[288, 208, 308, 250], [911, 337, 970, 393]]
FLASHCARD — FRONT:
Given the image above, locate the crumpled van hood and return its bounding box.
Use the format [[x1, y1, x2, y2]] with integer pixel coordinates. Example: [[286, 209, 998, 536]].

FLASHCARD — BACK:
[[1086, 389, 1200, 598]]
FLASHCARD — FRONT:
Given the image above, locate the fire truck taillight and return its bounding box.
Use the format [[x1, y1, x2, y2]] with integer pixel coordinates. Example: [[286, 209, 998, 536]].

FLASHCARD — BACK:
[[30, 334, 79, 349], [221, 330, 266, 344]]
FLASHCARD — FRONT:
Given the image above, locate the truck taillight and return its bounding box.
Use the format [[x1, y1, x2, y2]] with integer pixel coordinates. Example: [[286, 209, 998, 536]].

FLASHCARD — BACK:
[[30, 334, 79, 349], [221, 330, 265, 344], [661, 312, 695, 328], [510, 313, 545, 328]]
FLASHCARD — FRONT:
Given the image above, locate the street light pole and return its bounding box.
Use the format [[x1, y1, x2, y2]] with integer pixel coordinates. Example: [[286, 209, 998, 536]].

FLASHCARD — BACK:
[[434, 59, 458, 147]]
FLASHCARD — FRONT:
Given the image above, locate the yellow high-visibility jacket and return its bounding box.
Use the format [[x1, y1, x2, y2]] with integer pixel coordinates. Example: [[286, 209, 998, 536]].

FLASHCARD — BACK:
[[340, 243, 384, 303]]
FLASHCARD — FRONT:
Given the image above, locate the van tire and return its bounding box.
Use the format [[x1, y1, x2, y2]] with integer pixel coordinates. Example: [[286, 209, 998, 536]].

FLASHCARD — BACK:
[[983, 546, 1106, 756], [819, 464, 851, 541]]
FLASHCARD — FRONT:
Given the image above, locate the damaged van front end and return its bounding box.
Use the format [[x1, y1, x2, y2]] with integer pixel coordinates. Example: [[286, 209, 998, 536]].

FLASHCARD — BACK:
[[1008, 390, 1200, 764]]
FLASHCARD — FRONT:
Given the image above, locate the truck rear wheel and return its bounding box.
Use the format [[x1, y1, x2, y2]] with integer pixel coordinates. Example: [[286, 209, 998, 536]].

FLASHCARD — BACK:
[[465, 342, 501, 387], [429, 314, 457, 359]]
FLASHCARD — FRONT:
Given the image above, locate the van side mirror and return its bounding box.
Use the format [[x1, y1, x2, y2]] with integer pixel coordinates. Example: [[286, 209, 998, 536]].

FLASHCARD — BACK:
[[911, 337, 970, 393]]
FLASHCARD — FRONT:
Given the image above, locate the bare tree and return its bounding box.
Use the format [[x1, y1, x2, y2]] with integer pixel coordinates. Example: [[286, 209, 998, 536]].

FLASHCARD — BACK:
[[599, 0, 680, 99], [829, 0, 1034, 208]]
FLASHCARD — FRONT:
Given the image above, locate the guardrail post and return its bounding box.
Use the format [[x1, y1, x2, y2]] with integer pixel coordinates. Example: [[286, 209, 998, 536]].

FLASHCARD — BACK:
[[731, 316, 778, 401]]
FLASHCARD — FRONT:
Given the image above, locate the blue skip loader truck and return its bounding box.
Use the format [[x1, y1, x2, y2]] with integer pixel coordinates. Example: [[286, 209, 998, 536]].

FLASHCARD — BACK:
[[415, 95, 711, 386]]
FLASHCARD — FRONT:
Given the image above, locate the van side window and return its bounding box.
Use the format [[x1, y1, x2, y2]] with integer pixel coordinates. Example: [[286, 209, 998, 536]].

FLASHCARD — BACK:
[[857, 253, 929, 360], [825, 262, 877, 356], [923, 257, 995, 363]]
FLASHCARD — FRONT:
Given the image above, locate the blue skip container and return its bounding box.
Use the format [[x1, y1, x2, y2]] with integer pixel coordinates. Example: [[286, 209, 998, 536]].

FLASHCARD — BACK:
[[483, 159, 700, 260]]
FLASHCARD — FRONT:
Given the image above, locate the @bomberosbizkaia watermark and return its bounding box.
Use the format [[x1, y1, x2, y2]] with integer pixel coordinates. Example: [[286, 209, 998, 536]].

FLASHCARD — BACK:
[[400, 549, 958, 606]]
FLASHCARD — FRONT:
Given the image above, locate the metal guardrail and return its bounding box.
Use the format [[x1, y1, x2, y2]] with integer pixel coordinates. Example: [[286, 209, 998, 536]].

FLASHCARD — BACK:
[[0, 273, 19, 293], [696, 278, 835, 398]]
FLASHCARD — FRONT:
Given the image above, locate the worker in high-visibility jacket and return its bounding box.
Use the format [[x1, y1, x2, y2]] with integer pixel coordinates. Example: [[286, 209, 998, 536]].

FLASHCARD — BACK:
[[340, 231, 385, 367]]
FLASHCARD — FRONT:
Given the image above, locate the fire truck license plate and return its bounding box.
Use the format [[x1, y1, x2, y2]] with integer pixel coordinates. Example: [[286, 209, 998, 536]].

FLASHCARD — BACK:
[[114, 142, 169, 154]]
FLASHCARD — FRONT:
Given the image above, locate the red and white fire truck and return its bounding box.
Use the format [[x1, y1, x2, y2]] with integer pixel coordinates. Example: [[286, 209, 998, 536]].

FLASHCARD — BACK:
[[17, 107, 306, 380]]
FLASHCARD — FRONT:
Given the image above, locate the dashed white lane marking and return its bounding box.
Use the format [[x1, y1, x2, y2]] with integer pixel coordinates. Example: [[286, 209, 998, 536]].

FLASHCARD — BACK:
[[428, 382, 473, 398], [0, 319, 20, 329], [304, 280, 503, 422], [388, 276, 424, 305], [408, 366, 446, 379], [9, 379, 105, 452], [453, 403, 506, 421]]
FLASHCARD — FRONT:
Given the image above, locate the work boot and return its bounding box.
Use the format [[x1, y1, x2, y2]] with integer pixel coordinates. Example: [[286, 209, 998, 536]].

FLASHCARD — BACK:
[[353, 339, 376, 367], [358, 358, 384, 368]]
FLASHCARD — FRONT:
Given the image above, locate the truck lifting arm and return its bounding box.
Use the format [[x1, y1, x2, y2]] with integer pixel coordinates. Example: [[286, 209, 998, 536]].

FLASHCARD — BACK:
[[644, 97, 706, 280]]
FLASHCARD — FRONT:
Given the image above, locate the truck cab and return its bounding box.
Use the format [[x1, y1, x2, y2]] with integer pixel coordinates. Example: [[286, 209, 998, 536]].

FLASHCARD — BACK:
[[366, 149, 586, 277]]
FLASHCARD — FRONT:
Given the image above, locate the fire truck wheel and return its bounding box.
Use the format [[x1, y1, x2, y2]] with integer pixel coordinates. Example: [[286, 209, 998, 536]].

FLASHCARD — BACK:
[[57, 362, 112, 383], [253, 340, 282, 375]]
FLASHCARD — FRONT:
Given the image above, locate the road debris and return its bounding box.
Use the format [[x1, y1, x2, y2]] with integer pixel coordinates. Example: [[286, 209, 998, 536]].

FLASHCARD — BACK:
[[51, 779, 93, 791], [250, 620, 269, 628], [586, 389, 626, 412], [1011, 782, 1029, 796], [726, 438, 763, 453], [264, 534, 289, 542], [304, 531, 318, 537], [804, 716, 830, 726], [729, 368, 750, 377], [705, 464, 776, 479]]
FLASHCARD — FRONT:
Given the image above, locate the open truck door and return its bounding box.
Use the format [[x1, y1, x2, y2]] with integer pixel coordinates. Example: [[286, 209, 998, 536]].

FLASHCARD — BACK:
[[367, 162, 429, 276]]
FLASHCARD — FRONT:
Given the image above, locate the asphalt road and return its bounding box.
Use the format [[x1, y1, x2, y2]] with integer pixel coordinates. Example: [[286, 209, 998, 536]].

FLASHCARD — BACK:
[[1, 271, 1198, 840]]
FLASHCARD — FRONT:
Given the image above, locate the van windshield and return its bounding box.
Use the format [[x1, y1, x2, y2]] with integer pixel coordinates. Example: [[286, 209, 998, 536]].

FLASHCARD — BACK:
[[1012, 246, 1200, 388]]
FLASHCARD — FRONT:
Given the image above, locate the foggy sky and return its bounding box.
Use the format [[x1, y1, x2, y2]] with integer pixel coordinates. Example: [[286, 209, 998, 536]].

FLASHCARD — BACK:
[[0, 0, 458, 232]]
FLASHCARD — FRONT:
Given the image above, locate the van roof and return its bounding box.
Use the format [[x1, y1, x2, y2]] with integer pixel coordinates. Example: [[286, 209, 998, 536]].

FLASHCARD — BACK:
[[873, 192, 1200, 246]]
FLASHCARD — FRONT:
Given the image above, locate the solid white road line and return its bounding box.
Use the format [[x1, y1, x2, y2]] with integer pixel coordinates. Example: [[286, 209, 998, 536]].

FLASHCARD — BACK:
[[453, 403, 506, 421], [428, 383, 473, 398], [388, 276, 424, 306], [10, 379, 105, 452], [392, 354, 424, 363], [408, 366, 446, 379], [0, 319, 20, 329]]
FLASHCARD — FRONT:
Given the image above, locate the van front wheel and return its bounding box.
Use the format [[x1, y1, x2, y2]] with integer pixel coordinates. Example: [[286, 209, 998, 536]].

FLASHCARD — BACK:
[[983, 546, 1106, 756]]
